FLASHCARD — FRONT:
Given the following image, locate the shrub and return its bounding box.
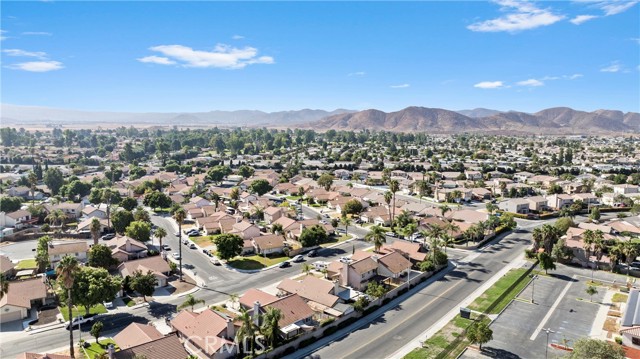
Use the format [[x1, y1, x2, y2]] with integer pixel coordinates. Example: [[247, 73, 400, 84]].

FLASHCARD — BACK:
[[434, 251, 448, 266], [320, 318, 335, 327], [282, 346, 296, 356], [299, 336, 317, 348], [524, 249, 536, 259], [615, 336, 623, 345], [419, 260, 435, 272], [324, 326, 338, 336]]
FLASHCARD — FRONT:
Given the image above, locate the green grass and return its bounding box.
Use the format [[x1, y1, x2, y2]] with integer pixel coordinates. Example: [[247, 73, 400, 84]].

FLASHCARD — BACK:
[[83, 339, 118, 359], [613, 293, 629, 303], [227, 255, 288, 270], [189, 235, 213, 248], [60, 304, 107, 321], [15, 258, 38, 270], [320, 234, 351, 248], [286, 195, 302, 201], [122, 297, 135, 307], [468, 268, 531, 314]]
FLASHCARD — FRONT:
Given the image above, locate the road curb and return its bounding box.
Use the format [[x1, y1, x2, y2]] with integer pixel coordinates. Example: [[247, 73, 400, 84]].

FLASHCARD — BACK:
[[26, 322, 66, 335]]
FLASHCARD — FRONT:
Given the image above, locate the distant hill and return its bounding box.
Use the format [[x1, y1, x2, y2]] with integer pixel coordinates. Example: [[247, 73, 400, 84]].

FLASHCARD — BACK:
[[306, 106, 640, 134], [456, 108, 502, 118], [0, 104, 355, 127]]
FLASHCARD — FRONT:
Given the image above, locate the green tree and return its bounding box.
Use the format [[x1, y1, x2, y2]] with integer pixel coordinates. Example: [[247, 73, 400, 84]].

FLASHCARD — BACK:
[[299, 225, 328, 248], [271, 223, 284, 235], [111, 209, 134, 234], [214, 233, 244, 260], [554, 217, 575, 234], [317, 173, 334, 191], [178, 294, 205, 311], [586, 285, 598, 302], [36, 235, 52, 272], [389, 179, 400, 225], [340, 216, 352, 236], [365, 225, 387, 252], [143, 191, 172, 210], [59, 266, 122, 316], [0, 196, 23, 212], [365, 282, 387, 298], [155, 227, 167, 253], [90, 321, 104, 345], [236, 308, 258, 356], [590, 206, 601, 222], [133, 207, 151, 223], [206, 165, 231, 184], [88, 244, 118, 269], [261, 307, 283, 349], [90, 217, 102, 246], [353, 296, 370, 313], [56, 255, 81, 359], [538, 252, 556, 274], [343, 199, 364, 216], [120, 197, 138, 211], [237, 165, 255, 179], [301, 263, 313, 276], [569, 338, 625, 359], [44, 168, 64, 195], [419, 260, 435, 272], [125, 221, 152, 242], [0, 274, 8, 300], [130, 270, 158, 301], [249, 179, 273, 196], [173, 207, 187, 280], [466, 321, 493, 350]]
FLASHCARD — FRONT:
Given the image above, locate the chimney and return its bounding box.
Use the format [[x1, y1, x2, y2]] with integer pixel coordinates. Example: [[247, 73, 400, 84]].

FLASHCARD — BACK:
[[253, 301, 261, 326], [341, 261, 349, 286], [107, 344, 115, 359], [226, 318, 235, 339], [333, 279, 340, 295]]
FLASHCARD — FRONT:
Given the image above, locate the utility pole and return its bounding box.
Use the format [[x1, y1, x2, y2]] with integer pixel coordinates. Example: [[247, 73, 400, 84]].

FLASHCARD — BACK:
[[542, 327, 555, 359]]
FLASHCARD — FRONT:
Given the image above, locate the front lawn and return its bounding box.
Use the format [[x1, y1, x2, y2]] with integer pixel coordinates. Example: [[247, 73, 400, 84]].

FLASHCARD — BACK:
[[189, 236, 213, 248], [320, 234, 351, 248], [59, 304, 107, 321], [468, 268, 531, 314], [122, 297, 135, 307], [227, 255, 289, 270], [15, 258, 38, 270], [83, 339, 118, 359]]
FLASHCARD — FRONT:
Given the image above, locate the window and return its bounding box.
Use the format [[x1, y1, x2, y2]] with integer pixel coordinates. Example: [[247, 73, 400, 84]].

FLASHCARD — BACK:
[[633, 337, 640, 346]]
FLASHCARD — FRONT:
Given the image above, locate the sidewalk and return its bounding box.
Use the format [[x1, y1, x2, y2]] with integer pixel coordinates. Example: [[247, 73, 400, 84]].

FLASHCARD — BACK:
[[388, 252, 529, 359]]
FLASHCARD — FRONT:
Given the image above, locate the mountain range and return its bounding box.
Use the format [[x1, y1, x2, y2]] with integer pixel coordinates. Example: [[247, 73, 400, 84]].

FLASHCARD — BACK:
[[2, 103, 638, 134], [306, 106, 640, 134]]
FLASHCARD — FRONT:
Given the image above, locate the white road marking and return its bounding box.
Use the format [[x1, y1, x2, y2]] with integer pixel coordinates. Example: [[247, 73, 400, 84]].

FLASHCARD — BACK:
[[530, 275, 576, 341]]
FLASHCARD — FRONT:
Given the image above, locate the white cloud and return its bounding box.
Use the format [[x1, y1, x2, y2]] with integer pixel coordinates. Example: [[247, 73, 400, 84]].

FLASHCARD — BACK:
[[137, 55, 176, 65], [600, 61, 622, 72], [567, 73, 583, 79], [22, 31, 52, 36], [570, 15, 598, 24], [467, 0, 565, 32], [3, 49, 47, 59], [390, 84, 410, 88], [348, 71, 366, 77], [142, 43, 274, 69], [540, 73, 583, 81], [6, 60, 63, 72], [598, 1, 638, 15], [0, 30, 7, 41], [474, 81, 506, 89], [232, 35, 245, 40], [517, 78, 544, 86]]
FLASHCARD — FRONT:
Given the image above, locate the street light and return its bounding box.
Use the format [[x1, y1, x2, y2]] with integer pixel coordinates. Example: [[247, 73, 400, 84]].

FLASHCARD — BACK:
[[542, 327, 555, 359], [529, 274, 538, 303]]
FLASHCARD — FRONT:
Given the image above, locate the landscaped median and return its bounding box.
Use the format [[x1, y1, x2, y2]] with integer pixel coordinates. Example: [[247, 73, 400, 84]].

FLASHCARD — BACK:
[[59, 304, 107, 321], [405, 267, 535, 359], [227, 254, 289, 270]]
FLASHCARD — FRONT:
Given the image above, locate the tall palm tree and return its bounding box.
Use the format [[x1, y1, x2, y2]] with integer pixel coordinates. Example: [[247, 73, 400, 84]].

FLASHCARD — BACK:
[[443, 221, 460, 242], [46, 209, 65, 227], [90, 217, 102, 246], [236, 308, 258, 356], [0, 274, 8, 300], [383, 191, 393, 227], [582, 229, 595, 267], [228, 293, 239, 310], [261, 307, 283, 349], [230, 187, 240, 201], [389, 180, 400, 226], [426, 224, 445, 260], [532, 227, 543, 252], [439, 204, 451, 218], [173, 208, 187, 281], [623, 242, 639, 278], [211, 192, 221, 212], [155, 227, 167, 256], [365, 225, 387, 252], [403, 222, 418, 241], [340, 216, 352, 236], [609, 240, 623, 273], [540, 223, 559, 254], [178, 294, 205, 311], [57, 255, 80, 359]]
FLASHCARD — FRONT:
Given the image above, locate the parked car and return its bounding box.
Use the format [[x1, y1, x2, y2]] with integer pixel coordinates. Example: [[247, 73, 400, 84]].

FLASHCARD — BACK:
[[103, 301, 114, 309], [279, 261, 291, 268], [203, 249, 212, 256], [337, 228, 346, 234], [174, 232, 181, 237], [162, 244, 171, 251], [292, 255, 304, 263], [172, 252, 181, 260], [189, 243, 197, 249], [339, 256, 352, 263], [211, 257, 221, 266], [100, 233, 116, 241], [66, 315, 95, 330], [307, 250, 318, 257], [386, 232, 397, 237], [188, 232, 200, 237]]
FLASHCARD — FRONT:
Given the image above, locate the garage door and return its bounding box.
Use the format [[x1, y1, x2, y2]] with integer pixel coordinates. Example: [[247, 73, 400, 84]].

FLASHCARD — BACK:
[[0, 309, 23, 323]]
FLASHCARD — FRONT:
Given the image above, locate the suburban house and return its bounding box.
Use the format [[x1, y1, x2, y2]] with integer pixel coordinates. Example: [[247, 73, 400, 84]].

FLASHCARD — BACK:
[[340, 256, 378, 291], [189, 196, 211, 208], [114, 322, 164, 349], [277, 276, 343, 311], [16, 353, 71, 359], [114, 333, 190, 359], [110, 236, 148, 262], [263, 206, 283, 224], [375, 252, 412, 283], [547, 194, 574, 210], [45, 203, 84, 220], [614, 184, 640, 195], [0, 210, 35, 229], [81, 205, 108, 219], [230, 221, 261, 240], [117, 256, 171, 288], [252, 234, 286, 255], [262, 294, 316, 339], [6, 186, 30, 198], [502, 198, 530, 214], [0, 254, 15, 278], [48, 241, 89, 268], [0, 278, 48, 323], [620, 290, 640, 348], [239, 288, 279, 310], [171, 309, 237, 359], [526, 196, 549, 212], [529, 175, 560, 188], [379, 241, 428, 264]]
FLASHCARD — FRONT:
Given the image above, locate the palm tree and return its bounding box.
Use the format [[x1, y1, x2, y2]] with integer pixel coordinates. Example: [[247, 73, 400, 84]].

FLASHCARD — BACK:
[[532, 227, 543, 252], [609, 240, 623, 272], [155, 227, 167, 255], [451, 190, 462, 204], [0, 274, 8, 300], [540, 223, 559, 254], [228, 293, 239, 310], [211, 192, 221, 211], [178, 294, 205, 311], [90, 217, 102, 246], [592, 230, 605, 270], [365, 225, 387, 252], [623, 242, 639, 278], [173, 208, 187, 281], [45, 209, 65, 227], [485, 203, 498, 214], [261, 307, 283, 349], [340, 216, 352, 236], [301, 263, 312, 276], [383, 191, 393, 226], [443, 221, 460, 244], [271, 223, 284, 235], [583, 229, 595, 268], [230, 187, 240, 201], [389, 180, 400, 226], [236, 308, 258, 356], [403, 222, 418, 241], [252, 206, 265, 221], [57, 255, 80, 359], [439, 204, 451, 218]]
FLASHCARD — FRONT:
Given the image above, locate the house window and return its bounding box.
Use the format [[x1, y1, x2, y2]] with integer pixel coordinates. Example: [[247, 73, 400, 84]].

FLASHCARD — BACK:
[[633, 337, 640, 346]]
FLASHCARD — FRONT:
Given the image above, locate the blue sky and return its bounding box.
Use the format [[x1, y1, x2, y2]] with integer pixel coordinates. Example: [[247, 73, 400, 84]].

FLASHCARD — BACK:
[[1, 1, 639, 113]]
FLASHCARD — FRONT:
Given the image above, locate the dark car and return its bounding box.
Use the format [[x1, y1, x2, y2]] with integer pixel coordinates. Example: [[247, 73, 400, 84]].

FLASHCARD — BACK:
[[307, 250, 318, 258], [100, 233, 116, 241], [279, 261, 291, 268], [203, 249, 212, 256]]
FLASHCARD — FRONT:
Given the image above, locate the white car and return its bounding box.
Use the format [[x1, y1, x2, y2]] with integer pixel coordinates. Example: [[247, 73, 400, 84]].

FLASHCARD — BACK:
[[292, 255, 304, 263], [66, 315, 95, 330], [172, 252, 181, 260], [210, 257, 221, 265], [103, 301, 114, 309]]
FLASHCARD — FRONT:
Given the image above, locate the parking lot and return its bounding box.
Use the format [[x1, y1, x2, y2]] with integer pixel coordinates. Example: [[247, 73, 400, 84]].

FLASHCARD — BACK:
[[461, 268, 607, 359]]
